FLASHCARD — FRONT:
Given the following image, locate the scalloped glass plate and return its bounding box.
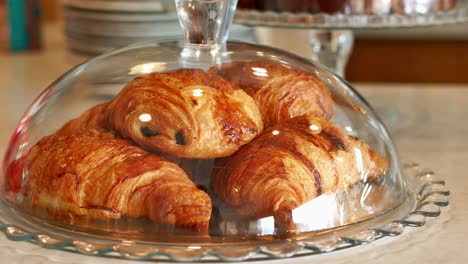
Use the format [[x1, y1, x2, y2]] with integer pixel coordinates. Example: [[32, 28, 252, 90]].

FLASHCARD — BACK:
[[0, 162, 449, 262]]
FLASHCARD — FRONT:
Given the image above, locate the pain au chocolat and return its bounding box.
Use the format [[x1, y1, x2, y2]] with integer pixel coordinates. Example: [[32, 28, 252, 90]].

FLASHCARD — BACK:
[[59, 69, 264, 159]]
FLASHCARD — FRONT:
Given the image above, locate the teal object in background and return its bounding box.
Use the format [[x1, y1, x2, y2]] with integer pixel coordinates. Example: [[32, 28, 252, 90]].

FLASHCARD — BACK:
[[7, 0, 27, 51]]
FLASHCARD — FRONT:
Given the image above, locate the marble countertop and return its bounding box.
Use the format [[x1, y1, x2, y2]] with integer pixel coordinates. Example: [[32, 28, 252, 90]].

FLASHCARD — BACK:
[[0, 24, 467, 264]]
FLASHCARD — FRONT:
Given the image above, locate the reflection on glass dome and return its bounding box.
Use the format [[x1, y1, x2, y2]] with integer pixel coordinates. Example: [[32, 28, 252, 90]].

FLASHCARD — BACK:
[[1, 40, 405, 240], [1, 0, 405, 244]]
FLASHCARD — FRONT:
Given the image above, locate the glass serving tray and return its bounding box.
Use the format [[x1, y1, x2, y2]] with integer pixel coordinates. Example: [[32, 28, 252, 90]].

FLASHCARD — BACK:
[[234, 1, 468, 29], [0, 163, 449, 262]]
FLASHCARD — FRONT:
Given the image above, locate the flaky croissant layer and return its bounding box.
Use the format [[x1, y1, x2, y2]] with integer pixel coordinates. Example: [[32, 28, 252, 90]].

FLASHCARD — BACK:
[[212, 115, 389, 231], [211, 61, 335, 126], [59, 69, 264, 159], [23, 129, 212, 231]]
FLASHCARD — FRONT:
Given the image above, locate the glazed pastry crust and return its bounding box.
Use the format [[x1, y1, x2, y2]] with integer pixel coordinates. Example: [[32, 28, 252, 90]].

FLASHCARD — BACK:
[[211, 61, 334, 126], [24, 129, 212, 231], [107, 69, 264, 158], [57, 103, 109, 135], [61, 69, 263, 158], [212, 115, 388, 231]]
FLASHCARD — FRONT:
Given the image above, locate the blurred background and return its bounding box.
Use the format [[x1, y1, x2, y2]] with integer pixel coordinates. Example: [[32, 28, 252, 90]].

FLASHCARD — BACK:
[[1, 0, 468, 83]]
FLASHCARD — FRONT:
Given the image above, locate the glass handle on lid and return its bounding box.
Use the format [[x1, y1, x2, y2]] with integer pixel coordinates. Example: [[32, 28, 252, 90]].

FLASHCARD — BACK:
[[175, 0, 238, 64]]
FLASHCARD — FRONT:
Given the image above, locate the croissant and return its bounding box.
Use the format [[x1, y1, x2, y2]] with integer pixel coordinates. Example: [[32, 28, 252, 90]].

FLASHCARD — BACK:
[[59, 69, 263, 158], [210, 61, 334, 126], [57, 103, 109, 135], [212, 115, 389, 233], [23, 129, 212, 231], [108, 69, 265, 158]]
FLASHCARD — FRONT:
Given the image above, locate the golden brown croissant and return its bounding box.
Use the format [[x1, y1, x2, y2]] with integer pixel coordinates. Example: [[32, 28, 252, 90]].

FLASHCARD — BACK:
[[210, 61, 334, 126], [60, 69, 263, 158], [212, 115, 388, 233], [57, 103, 109, 135], [107, 69, 264, 158], [23, 129, 212, 231]]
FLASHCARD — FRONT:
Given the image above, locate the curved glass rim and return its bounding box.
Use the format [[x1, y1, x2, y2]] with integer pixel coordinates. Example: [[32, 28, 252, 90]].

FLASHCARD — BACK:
[[0, 163, 449, 261], [0, 184, 409, 245]]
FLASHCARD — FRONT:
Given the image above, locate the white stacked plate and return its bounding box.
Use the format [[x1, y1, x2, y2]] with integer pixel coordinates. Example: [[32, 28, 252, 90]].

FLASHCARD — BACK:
[[63, 0, 256, 55]]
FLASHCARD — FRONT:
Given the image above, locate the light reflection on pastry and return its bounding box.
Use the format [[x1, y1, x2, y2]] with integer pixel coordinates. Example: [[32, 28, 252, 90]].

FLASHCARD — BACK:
[[60, 69, 264, 159]]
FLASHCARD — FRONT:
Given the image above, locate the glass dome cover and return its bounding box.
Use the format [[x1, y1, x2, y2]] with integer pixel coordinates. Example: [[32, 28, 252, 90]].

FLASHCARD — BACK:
[[2, 0, 407, 248]]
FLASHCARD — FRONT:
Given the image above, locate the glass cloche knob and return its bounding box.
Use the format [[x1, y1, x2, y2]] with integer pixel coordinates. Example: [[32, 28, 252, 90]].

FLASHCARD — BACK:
[[176, 0, 238, 66]]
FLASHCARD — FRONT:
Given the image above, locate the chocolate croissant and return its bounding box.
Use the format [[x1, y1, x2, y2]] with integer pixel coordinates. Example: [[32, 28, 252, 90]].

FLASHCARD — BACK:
[[211, 61, 334, 126], [212, 115, 388, 233], [23, 129, 212, 231], [60, 69, 263, 158]]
